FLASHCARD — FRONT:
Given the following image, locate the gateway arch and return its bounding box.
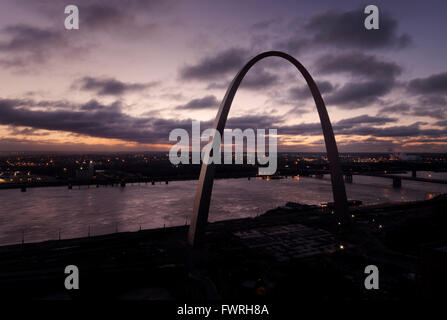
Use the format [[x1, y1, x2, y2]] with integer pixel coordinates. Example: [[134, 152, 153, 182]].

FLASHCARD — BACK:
[[188, 51, 349, 246]]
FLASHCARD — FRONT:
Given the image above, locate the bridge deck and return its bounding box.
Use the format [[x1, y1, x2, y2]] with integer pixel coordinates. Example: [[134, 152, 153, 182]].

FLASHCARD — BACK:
[[356, 173, 447, 184]]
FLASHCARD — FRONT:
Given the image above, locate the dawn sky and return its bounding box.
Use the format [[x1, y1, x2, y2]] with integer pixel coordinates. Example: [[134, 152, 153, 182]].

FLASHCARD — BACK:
[[1, 0, 447, 152]]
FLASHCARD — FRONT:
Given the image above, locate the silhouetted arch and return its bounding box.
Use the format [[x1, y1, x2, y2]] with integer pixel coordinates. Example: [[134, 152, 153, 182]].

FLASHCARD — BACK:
[[188, 51, 349, 246]]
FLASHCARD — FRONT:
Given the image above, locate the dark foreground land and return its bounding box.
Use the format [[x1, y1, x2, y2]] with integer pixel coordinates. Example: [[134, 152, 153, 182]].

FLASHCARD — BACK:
[[0, 196, 446, 301]]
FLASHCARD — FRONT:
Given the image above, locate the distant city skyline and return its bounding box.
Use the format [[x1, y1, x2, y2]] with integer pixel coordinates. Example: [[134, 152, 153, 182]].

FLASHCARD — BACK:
[[1, 0, 447, 153]]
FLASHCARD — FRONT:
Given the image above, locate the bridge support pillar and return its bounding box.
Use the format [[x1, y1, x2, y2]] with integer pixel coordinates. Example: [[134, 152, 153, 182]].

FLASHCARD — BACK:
[[345, 174, 353, 183], [393, 177, 402, 188], [412, 170, 417, 178]]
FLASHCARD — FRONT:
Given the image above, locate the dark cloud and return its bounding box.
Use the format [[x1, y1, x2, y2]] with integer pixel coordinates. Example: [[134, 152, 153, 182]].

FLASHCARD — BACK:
[[337, 137, 398, 150], [273, 116, 446, 139], [271, 8, 410, 58], [0, 24, 65, 52], [180, 49, 280, 90], [408, 96, 447, 119], [176, 95, 219, 110], [407, 72, 447, 95], [180, 48, 249, 80], [379, 103, 411, 114], [338, 123, 447, 138], [277, 114, 399, 136], [77, 3, 160, 37], [18, 0, 166, 34], [325, 81, 391, 107], [434, 120, 447, 127], [315, 52, 402, 79], [0, 98, 194, 145], [0, 24, 70, 67], [336, 115, 397, 128], [277, 122, 323, 136], [305, 9, 411, 50], [79, 99, 122, 112], [418, 95, 447, 107], [379, 97, 447, 120], [207, 67, 280, 90], [75, 77, 158, 96], [2, 97, 446, 148], [289, 81, 335, 100], [226, 115, 283, 130], [314, 52, 401, 107], [410, 106, 447, 119], [0, 1, 167, 68], [240, 68, 279, 89], [0, 97, 281, 145]]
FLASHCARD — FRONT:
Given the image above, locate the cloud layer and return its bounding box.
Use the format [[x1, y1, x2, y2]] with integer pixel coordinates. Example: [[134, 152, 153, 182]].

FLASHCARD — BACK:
[[75, 77, 158, 96], [1, 2, 446, 152]]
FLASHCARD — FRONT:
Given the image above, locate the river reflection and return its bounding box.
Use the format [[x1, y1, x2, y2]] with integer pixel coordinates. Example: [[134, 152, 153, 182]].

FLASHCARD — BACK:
[[1, 172, 446, 245]]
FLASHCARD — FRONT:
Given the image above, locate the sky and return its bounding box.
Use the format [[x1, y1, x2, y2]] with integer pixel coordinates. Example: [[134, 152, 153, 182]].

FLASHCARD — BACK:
[[0, 0, 447, 153]]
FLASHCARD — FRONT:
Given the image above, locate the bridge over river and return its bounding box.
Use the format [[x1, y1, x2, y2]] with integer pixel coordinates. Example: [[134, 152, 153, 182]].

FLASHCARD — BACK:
[[345, 172, 447, 188]]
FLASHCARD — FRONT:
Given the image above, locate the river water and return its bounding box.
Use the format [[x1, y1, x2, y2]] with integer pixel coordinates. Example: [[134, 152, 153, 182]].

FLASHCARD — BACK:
[[1, 171, 447, 245]]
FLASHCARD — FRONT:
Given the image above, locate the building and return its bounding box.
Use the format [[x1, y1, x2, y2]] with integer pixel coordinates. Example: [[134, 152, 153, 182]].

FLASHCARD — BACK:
[[76, 161, 94, 180]]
